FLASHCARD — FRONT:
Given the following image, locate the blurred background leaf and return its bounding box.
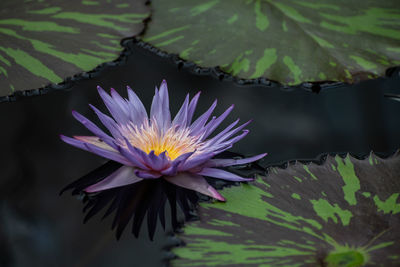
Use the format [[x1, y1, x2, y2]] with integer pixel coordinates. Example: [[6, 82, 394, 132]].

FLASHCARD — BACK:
[[142, 0, 400, 85], [0, 0, 149, 96]]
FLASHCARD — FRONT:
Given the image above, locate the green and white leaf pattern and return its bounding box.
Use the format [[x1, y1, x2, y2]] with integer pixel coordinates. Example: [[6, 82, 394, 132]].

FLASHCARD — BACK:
[[172, 153, 400, 266], [0, 0, 149, 96], [143, 0, 400, 85]]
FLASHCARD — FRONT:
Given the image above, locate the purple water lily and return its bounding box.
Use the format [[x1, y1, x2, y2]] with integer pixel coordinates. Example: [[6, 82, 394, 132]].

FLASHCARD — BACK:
[[61, 80, 266, 201]]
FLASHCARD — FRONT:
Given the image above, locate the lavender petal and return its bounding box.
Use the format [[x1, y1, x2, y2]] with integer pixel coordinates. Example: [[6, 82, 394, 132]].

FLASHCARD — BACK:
[[97, 86, 129, 125], [164, 173, 225, 201], [117, 143, 149, 170], [172, 94, 189, 127], [190, 100, 217, 135], [71, 110, 117, 150], [127, 86, 148, 123], [205, 153, 267, 167], [206, 120, 251, 147], [197, 167, 254, 182], [202, 104, 234, 140], [159, 79, 171, 128], [179, 152, 215, 171], [74, 136, 115, 151], [162, 151, 194, 176], [83, 143, 132, 166], [134, 170, 161, 179], [187, 91, 201, 125], [89, 104, 122, 140], [60, 135, 130, 165], [85, 166, 142, 193]]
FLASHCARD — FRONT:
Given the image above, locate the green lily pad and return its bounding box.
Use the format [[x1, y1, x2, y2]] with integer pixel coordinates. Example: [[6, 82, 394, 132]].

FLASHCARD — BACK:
[[172, 152, 400, 266], [0, 0, 149, 96], [142, 0, 400, 86]]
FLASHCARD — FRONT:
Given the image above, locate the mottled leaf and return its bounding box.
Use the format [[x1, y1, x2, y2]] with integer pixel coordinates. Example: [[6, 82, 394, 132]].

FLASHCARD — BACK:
[[172, 153, 400, 266], [142, 0, 400, 85], [0, 0, 149, 96]]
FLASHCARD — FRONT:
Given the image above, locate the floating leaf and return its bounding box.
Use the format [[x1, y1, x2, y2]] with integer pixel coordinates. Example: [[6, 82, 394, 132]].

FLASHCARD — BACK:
[[142, 0, 400, 85], [172, 152, 400, 266], [0, 0, 149, 96]]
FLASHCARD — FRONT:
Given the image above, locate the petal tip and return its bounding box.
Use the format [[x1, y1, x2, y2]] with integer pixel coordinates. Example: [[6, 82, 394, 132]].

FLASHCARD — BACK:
[[207, 185, 225, 201]]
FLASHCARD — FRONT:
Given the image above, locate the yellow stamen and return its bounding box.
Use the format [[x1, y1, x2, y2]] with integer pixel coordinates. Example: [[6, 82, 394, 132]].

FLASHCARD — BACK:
[[118, 119, 204, 160]]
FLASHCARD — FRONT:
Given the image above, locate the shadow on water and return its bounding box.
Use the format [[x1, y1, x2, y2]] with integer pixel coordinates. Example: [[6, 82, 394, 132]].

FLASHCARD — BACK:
[[0, 39, 400, 267]]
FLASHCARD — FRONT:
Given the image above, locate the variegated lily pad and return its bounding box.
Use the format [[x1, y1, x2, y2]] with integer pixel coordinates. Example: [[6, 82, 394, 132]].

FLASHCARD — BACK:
[[142, 0, 400, 85], [0, 0, 149, 96], [172, 153, 400, 266]]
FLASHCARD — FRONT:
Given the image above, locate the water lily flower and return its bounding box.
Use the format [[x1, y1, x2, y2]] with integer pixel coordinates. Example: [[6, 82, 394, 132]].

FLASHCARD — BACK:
[[61, 80, 266, 201]]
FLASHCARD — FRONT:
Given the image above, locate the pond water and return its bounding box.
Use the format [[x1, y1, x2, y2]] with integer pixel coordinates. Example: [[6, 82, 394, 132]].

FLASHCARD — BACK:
[[1, 40, 400, 267]]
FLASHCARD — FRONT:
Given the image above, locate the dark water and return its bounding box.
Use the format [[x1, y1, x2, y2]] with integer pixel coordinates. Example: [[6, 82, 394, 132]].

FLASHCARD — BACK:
[[1, 40, 400, 267]]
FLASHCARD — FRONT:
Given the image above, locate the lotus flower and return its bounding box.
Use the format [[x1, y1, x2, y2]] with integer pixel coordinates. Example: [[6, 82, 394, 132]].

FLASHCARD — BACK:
[[61, 80, 266, 201]]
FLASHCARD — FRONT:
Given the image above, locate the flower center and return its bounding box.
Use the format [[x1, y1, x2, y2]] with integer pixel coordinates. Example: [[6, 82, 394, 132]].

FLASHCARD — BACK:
[[118, 119, 203, 160]]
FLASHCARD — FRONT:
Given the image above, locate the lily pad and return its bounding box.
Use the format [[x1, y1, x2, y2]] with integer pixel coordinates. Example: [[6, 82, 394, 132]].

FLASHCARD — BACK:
[[142, 0, 400, 85], [0, 0, 149, 96], [172, 152, 400, 266]]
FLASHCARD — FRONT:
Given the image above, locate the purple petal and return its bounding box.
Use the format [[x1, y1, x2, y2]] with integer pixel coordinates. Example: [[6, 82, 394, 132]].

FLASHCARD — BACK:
[[206, 120, 251, 147], [97, 86, 129, 124], [131, 146, 158, 170], [60, 134, 90, 150], [172, 94, 189, 127], [190, 100, 217, 135], [222, 130, 250, 146], [60, 135, 131, 165], [205, 153, 267, 167], [127, 144, 152, 167], [208, 131, 250, 155], [161, 151, 194, 176], [74, 136, 114, 151], [71, 110, 117, 150], [127, 86, 148, 123], [135, 170, 161, 179], [148, 150, 169, 171], [89, 104, 122, 140], [159, 79, 171, 127], [117, 143, 149, 170], [187, 91, 201, 125], [83, 143, 132, 165], [212, 144, 233, 155], [110, 88, 129, 113], [203, 119, 239, 147], [150, 87, 162, 129], [164, 173, 225, 201], [85, 166, 142, 193], [197, 168, 254, 182], [202, 105, 234, 140], [179, 152, 215, 171]]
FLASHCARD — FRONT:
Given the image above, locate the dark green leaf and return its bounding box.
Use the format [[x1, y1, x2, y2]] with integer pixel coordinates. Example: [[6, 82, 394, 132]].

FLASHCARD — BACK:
[[0, 0, 149, 96], [143, 0, 400, 85], [172, 153, 400, 266]]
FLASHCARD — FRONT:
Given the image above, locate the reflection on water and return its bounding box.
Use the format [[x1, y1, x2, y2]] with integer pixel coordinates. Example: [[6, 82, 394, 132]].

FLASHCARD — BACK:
[[0, 40, 400, 267]]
